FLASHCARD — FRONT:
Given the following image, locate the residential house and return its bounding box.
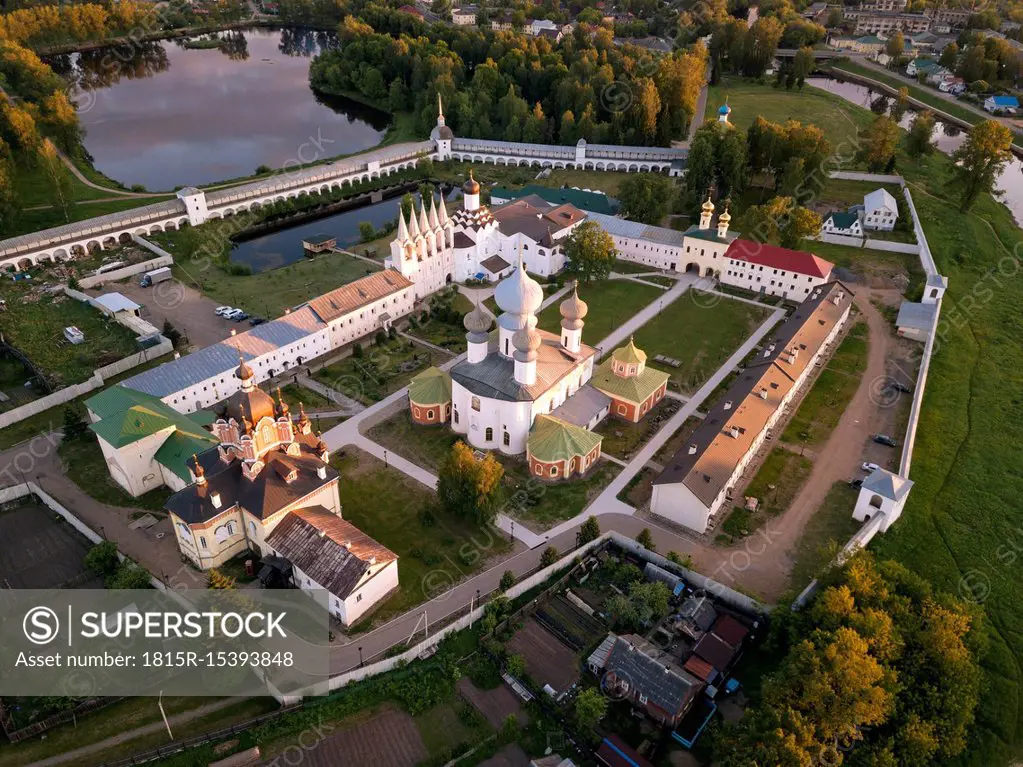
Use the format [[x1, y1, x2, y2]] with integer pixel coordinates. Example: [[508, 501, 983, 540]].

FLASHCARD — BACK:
[[452, 4, 477, 24], [863, 188, 899, 231], [587, 633, 704, 727], [985, 95, 1020, 114], [938, 76, 966, 94], [831, 34, 886, 54], [922, 5, 972, 30], [822, 210, 864, 237]]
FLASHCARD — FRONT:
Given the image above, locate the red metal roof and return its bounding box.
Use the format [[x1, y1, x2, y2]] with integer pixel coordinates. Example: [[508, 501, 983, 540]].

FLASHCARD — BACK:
[[683, 656, 717, 683], [712, 614, 750, 647], [725, 239, 834, 279]]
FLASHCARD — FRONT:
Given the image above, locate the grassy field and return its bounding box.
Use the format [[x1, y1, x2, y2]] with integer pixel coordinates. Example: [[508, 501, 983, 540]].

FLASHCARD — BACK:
[[594, 398, 681, 460], [708, 77, 875, 151], [0, 697, 278, 767], [787, 482, 862, 590], [153, 222, 382, 317], [535, 279, 660, 345], [500, 456, 619, 530], [59, 434, 172, 512], [436, 160, 635, 198], [313, 337, 448, 405], [332, 448, 511, 627], [365, 411, 460, 473], [719, 73, 1023, 765], [0, 284, 141, 387], [626, 292, 772, 393], [781, 321, 869, 448], [718, 447, 814, 544]]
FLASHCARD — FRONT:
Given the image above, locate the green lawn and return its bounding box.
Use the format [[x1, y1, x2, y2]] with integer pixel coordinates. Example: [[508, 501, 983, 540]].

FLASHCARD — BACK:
[[278, 382, 334, 412], [154, 222, 382, 318], [365, 411, 460, 473], [0, 284, 141, 387], [59, 434, 172, 512], [718, 447, 814, 544], [435, 160, 635, 198], [414, 701, 489, 759], [594, 398, 681, 460], [781, 321, 869, 448], [625, 292, 772, 394], [707, 77, 875, 150], [787, 482, 862, 590], [617, 466, 658, 507], [332, 448, 511, 627], [313, 338, 448, 405], [717, 73, 1023, 765], [499, 455, 619, 530], [535, 279, 661, 346]]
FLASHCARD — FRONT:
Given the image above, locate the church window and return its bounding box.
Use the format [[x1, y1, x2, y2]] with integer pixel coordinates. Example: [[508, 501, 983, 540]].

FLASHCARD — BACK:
[[200, 536, 208, 549], [472, 397, 481, 412], [617, 404, 627, 415], [249, 521, 257, 537], [485, 427, 494, 441], [413, 407, 421, 419], [535, 464, 543, 476], [550, 465, 559, 477], [503, 431, 510, 446], [453, 409, 459, 424], [427, 409, 435, 421]]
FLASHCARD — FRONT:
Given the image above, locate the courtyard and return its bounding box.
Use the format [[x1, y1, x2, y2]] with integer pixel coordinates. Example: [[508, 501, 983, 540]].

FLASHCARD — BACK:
[[314, 337, 449, 405], [332, 448, 514, 628], [0, 502, 102, 589], [535, 279, 661, 345]]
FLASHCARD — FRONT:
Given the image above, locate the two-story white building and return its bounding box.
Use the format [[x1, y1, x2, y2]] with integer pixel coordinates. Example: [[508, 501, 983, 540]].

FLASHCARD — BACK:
[[863, 188, 899, 231]]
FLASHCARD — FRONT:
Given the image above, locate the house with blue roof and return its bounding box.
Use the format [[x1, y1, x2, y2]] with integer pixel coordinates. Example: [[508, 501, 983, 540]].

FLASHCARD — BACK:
[[985, 95, 1020, 113]]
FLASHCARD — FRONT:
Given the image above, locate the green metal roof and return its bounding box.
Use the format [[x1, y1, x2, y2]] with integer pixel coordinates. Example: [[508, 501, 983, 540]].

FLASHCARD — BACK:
[[491, 185, 619, 215], [825, 211, 860, 229], [154, 431, 218, 482], [85, 385, 166, 421], [612, 338, 647, 365], [590, 359, 670, 405], [682, 225, 732, 244], [527, 415, 603, 463], [87, 384, 216, 453], [408, 366, 452, 405]]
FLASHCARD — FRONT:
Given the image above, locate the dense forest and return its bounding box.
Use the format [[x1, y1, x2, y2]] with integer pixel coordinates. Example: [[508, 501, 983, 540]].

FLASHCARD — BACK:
[[309, 7, 708, 147]]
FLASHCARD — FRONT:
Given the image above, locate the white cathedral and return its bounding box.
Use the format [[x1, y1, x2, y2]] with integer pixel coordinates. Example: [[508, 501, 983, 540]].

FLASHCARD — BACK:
[[386, 101, 589, 299]]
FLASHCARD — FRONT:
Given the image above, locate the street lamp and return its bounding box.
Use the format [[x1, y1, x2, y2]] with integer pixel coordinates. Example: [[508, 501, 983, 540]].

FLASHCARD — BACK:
[[358, 647, 364, 668], [509, 520, 515, 543], [383, 449, 388, 466]]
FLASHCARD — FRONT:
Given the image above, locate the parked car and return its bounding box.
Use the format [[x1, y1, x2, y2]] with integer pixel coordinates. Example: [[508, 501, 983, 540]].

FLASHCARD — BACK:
[[862, 462, 881, 473], [231, 311, 249, 322], [222, 308, 243, 320], [215, 306, 234, 317], [249, 317, 266, 326], [873, 434, 898, 447]]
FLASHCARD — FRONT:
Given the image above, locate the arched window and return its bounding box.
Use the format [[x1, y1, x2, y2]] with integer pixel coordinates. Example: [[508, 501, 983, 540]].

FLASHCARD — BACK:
[[551, 465, 559, 477], [485, 427, 494, 441], [503, 431, 510, 446], [453, 408, 459, 424], [869, 494, 883, 509]]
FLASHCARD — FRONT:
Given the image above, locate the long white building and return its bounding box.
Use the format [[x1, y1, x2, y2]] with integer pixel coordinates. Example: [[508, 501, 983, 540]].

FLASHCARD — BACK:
[[651, 281, 853, 533]]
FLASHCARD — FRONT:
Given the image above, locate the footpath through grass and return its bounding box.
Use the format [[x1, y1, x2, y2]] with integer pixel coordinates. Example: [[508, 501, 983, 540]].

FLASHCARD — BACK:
[[535, 279, 660, 343]]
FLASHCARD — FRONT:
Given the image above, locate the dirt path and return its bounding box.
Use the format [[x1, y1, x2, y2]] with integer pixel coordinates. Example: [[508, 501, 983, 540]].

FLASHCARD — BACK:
[[24, 698, 244, 767], [713, 292, 896, 600]]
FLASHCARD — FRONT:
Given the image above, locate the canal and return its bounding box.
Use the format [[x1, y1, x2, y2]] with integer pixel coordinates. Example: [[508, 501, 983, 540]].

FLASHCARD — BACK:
[[50, 27, 391, 191], [807, 75, 1023, 226], [230, 186, 460, 273]]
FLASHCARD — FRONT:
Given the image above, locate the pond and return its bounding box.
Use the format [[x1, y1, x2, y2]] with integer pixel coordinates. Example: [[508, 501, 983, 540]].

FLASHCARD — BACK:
[[49, 27, 391, 191], [807, 75, 1023, 226], [231, 186, 460, 273]]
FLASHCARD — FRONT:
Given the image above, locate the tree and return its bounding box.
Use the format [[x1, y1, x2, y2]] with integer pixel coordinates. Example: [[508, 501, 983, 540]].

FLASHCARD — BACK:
[[506, 654, 526, 678], [618, 173, 676, 224], [950, 119, 1013, 211], [636, 528, 655, 550], [437, 441, 504, 525], [564, 221, 617, 282], [857, 116, 899, 172], [747, 196, 822, 248], [792, 46, 814, 88], [905, 111, 937, 158], [939, 42, 959, 70], [666, 551, 693, 568], [62, 405, 89, 441], [890, 87, 910, 123], [430, 0, 451, 17], [85, 541, 120, 577], [574, 688, 608, 730], [540, 546, 559, 567], [577, 516, 600, 545], [499, 569, 515, 591], [884, 31, 905, 69], [107, 562, 152, 589], [400, 192, 415, 221]]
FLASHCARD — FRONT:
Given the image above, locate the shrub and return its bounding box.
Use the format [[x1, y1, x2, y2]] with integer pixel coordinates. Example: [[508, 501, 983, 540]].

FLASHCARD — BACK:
[[539, 546, 560, 568], [84, 541, 120, 577], [352, 342, 364, 358], [499, 570, 515, 591]]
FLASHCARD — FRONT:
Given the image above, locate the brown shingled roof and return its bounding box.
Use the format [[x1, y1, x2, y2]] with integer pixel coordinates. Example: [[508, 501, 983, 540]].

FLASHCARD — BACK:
[[654, 282, 854, 508], [307, 269, 412, 324]]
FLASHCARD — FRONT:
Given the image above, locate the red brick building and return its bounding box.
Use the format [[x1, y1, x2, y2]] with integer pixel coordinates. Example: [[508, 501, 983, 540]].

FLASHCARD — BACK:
[[590, 337, 670, 423]]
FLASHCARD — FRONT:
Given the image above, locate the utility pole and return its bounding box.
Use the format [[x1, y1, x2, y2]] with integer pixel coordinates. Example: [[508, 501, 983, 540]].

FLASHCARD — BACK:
[[158, 691, 173, 741]]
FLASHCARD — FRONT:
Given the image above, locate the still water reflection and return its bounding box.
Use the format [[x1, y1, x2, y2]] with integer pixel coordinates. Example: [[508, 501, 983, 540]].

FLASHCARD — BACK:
[[49, 28, 390, 191]]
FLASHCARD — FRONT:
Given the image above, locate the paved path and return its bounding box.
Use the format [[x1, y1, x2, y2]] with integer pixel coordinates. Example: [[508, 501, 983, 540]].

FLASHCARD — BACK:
[[399, 330, 457, 357], [24, 698, 245, 767], [295, 375, 364, 414]]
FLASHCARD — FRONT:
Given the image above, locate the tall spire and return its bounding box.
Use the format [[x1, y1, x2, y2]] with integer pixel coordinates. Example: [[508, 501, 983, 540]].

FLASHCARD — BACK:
[[428, 195, 440, 230], [397, 207, 409, 242], [437, 92, 445, 126], [408, 204, 421, 237], [419, 199, 430, 235], [437, 196, 449, 225]]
